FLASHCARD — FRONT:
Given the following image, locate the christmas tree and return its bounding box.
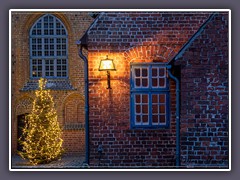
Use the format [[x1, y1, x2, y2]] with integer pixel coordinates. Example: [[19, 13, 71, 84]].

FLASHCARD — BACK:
[[18, 78, 64, 165]]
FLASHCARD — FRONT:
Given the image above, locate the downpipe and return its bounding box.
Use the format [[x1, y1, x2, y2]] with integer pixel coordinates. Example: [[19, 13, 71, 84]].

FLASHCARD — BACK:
[[167, 65, 180, 167], [77, 43, 89, 165]]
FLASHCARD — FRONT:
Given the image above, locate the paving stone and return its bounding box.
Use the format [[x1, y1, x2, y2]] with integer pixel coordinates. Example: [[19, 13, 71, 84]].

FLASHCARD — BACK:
[[11, 155, 86, 169]]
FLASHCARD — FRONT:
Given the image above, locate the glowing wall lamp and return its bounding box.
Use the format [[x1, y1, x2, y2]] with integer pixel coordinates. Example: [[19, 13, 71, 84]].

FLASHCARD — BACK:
[[99, 55, 116, 89]]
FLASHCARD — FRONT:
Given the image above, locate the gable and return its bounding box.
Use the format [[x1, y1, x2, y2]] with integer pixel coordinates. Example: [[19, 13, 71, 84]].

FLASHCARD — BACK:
[[86, 11, 212, 62]]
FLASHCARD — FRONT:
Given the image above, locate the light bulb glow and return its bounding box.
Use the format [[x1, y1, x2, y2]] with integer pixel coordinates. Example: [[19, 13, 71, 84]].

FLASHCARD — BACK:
[[99, 58, 116, 71]]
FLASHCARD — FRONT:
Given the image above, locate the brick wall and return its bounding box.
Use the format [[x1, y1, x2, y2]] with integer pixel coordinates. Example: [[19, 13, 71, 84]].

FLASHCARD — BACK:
[[88, 52, 177, 167], [87, 12, 217, 167], [88, 12, 211, 53], [63, 130, 85, 155], [11, 11, 93, 154], [174, 12, 229, 167]]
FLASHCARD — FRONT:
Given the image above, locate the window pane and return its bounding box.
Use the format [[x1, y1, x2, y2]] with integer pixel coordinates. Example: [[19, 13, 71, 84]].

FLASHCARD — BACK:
[[152, 94, 158, 103], [159, 78, 165, 87], [152, 78, 157, 87], [142, 105, 148, 114], [135, 79, 140, 87], [37, 44, 41, 50], [152, 105, 158, 114], [136, 115, 141, 124], [159, 94, 165, 103], [37, 39, 42, 43], [152, 115, 158, 124], [159, 68, 165, 77], [32, 72, 37, 77], [49, 16, 53, 22], [56, 23, 60, 28], [44, 16, 48, 22], [152, 68, 158, 77], [136, 105, 141, 113], [142, 68, 148, 77], [135, 95, 140, 103], [135, 68, 140, 77], [32, 30, 36, 35], [44, 29, 48, 35], [160, 115, 166, 124], [142, 78, 148, 87], [159, 105, 165, 114], [142, 115, 149, 124], [37, 22, 41, 28], [142, 94, 148, 103], [37, 29, 41, 35]]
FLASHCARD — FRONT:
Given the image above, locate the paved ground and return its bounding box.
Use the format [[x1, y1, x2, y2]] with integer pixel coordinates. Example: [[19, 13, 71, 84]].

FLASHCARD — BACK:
[[11, 154, 87, 169]]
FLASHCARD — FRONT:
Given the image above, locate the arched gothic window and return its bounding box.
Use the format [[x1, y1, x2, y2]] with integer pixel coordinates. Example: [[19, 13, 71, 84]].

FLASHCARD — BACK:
[[29, 14, 68, 78]]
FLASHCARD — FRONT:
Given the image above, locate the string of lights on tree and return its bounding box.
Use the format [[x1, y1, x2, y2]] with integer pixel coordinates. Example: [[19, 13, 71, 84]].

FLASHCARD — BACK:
[[18, 78, 64, 165]]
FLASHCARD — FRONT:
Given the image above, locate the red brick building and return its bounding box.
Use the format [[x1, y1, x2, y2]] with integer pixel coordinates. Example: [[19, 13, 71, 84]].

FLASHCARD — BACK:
[[11, 10, 229, 168], [78, 11, 229, 168]]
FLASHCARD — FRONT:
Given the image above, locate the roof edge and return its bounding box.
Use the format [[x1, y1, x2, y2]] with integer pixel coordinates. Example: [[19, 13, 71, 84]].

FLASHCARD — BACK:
[[168, 12, 217, 63], [77, 12, 105, 47]]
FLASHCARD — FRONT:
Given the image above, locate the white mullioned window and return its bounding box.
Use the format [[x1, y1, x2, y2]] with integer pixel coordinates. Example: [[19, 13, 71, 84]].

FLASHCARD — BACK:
[[29, 14, 68, 78]]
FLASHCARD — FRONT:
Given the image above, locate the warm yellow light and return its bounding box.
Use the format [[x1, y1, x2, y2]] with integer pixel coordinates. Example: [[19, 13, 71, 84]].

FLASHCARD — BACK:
[[18, 78, 63, 165], [99, 56, 116, 71]]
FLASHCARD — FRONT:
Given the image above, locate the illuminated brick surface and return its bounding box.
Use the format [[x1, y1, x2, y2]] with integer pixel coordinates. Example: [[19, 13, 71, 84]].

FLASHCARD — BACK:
[[87, 12, 229, 167]]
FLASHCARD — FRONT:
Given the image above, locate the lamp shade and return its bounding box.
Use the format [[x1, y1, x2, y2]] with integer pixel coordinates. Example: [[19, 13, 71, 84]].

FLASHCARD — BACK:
[[98, 56, 116, 71]]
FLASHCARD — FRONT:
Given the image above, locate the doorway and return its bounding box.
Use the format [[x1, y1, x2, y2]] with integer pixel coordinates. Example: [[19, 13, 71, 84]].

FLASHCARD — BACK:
[[17, 114, 28, 152]]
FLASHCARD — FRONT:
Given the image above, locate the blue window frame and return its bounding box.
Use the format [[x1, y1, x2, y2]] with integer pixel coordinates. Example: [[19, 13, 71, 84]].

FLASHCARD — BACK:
[[29, 14, 68, 78], [130, 63, 170, 129]]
